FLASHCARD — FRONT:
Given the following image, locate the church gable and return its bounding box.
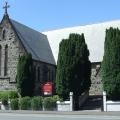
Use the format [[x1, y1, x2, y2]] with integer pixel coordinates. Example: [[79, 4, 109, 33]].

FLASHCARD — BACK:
[[0, 13, 56, 92], [0, 0, 57, 93], [0, 2, 56, 93], [0, 14, 26, 82]]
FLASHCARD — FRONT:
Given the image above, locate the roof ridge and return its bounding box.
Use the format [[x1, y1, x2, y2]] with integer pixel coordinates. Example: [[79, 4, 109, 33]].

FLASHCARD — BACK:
[[10, 19, 40, 61], [42, 19, 120, 32], [10, 18, 46, 36]]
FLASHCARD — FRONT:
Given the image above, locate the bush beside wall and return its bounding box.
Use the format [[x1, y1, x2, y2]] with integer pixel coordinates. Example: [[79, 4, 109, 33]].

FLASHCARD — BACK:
[[19, 96, 31, 110], [43, 97, 56, 109], [10, 98, 19, 110], [2, 94, 8, 105], [31, 96, 43, 110]]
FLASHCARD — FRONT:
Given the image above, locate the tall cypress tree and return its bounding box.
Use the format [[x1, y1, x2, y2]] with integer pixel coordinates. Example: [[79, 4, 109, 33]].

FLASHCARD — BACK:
[[56, 33, 91, 100], [102, 27, 120, 100], [16, 52, 35, 97]]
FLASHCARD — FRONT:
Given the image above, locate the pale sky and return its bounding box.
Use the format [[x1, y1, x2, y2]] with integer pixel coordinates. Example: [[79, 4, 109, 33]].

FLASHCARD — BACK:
[[0, 0, 120, 32]]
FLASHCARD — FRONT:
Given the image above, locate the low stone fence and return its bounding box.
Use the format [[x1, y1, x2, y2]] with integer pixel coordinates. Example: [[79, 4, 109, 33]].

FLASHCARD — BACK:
[[0, 97, 72, 111], [0, 101, 71, 111], [78, 91, 89, 108], [56, 101, 70, 111], [0, 102, 10, 110], [0, 91, 89, 111], [103, 91, 120, 111], [56, 92, 73, 111], [56, 91, 89, 111]]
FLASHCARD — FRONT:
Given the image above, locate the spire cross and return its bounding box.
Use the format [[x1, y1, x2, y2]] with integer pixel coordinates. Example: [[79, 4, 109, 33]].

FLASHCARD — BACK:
[[3, 2, 10, 14]]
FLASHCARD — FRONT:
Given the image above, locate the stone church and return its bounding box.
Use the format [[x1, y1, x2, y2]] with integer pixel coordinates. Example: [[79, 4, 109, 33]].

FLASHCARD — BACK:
[[0, 4, 56, 95], [1, 3, 120, 96]]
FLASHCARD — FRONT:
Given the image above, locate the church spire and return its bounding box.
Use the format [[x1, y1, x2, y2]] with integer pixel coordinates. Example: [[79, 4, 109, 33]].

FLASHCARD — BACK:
[[3, 2, 10, 14]]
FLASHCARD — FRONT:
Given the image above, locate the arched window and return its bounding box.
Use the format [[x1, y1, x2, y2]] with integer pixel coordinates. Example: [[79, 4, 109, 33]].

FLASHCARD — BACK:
[[38, 67, 41, 82], [0, 45, 2, 76], [34, 66, 37, 82], [42, 65, 47, 82], [3, 30, 6, 39], [4, 44, 8, 76], [47, 70, 50, 82], [51, 70, 54, 82]]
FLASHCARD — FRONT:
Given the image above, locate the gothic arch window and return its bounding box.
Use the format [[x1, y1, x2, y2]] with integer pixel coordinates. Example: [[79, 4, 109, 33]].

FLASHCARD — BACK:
[[0, 45, 2, 76], [3, 30, 6, 39], [51, 70, 54, 82], [38, 67, 41, 82], [42, 65, 48, 82], [4, 44, 8, 76], [47, 70, 50, 82], [34, 66, 37, 82]]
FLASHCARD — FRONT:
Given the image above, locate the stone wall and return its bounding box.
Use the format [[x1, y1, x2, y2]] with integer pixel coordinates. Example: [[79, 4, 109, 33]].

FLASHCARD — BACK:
[[33, 60, 56, 95], [56, 101, 70, 111], [89, 62, 102, 95], [0, 14, 26, 91], [0, 78, 16, 91]]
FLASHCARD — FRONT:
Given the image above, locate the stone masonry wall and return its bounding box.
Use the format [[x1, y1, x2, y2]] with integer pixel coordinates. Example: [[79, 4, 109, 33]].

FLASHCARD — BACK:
[[0, 14, 26, 91], [89, 62, 102, 95], [33, 60, 56, 95], [0, 78, 16, 91]]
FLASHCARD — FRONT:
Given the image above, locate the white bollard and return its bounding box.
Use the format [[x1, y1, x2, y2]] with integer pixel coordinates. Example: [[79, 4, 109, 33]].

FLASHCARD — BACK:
[[103, 91, 106, 111], [69, 92, 73, 111]]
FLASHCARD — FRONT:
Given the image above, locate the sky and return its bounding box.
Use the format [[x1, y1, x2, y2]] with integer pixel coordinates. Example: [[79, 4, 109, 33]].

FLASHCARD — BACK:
[[0, 0, 120, 32]]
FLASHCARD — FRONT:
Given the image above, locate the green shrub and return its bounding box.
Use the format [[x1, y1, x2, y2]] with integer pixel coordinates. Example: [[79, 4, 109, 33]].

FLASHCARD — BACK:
[[2, 94, 8, 105], [10, 98, 19, 110], [53, 95, 63, 102], [0, 92, 4, 101], [16, 52, 35, 97], [9, 91, 18, 100], [20, 96, 31, 110], [43, 97, 56, 109], [31, 96, 43, 110]]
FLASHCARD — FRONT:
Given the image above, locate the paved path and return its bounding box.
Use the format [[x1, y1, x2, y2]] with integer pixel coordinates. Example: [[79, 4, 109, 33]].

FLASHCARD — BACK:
[[0, 113, 120, 120], [0, 110, 120, 116]]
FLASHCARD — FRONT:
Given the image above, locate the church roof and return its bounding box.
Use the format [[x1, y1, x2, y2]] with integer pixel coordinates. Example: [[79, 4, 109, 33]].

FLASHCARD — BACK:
[[10, 19, 56, 65], [43, 19, 120, 63]]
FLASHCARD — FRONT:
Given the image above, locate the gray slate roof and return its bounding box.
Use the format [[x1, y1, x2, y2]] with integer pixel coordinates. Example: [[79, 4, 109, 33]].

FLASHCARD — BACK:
[[43, 20, 120, 63], [10, 19, 56, 65]]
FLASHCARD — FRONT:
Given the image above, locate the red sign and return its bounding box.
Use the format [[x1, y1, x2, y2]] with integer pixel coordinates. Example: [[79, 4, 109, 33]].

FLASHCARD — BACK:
[[42, 82, 53, 96]]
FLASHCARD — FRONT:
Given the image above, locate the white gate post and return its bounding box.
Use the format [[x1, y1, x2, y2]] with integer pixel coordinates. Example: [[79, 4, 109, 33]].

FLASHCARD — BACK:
[[69, 92, 73, 111], [103, 91, 106, 111]]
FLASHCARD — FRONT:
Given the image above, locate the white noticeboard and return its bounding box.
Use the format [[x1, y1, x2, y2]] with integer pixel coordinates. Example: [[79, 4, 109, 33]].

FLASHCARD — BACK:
[[44, 91, 52, 95]]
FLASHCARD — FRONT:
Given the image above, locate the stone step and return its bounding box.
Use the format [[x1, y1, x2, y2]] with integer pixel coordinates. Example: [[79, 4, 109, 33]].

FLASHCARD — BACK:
[[80, 106, 101, 110], [85, 100, 102, 105], [87, 95, 102, 99], [83, 103, 101, 106], [79, 95, 102, 110]]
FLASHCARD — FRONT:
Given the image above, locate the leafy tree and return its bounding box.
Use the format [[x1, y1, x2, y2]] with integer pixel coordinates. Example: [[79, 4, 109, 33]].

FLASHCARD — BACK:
[[102, 27, 120, 100], [16, 52, 35, 97], [56, 33, 91, 100]]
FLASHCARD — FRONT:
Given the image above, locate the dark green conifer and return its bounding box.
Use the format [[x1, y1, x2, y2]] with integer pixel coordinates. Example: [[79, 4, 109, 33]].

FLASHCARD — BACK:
[[16, 52, 35, 97], [102, 27, 120, 100], [56, 33, 91, 100]]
